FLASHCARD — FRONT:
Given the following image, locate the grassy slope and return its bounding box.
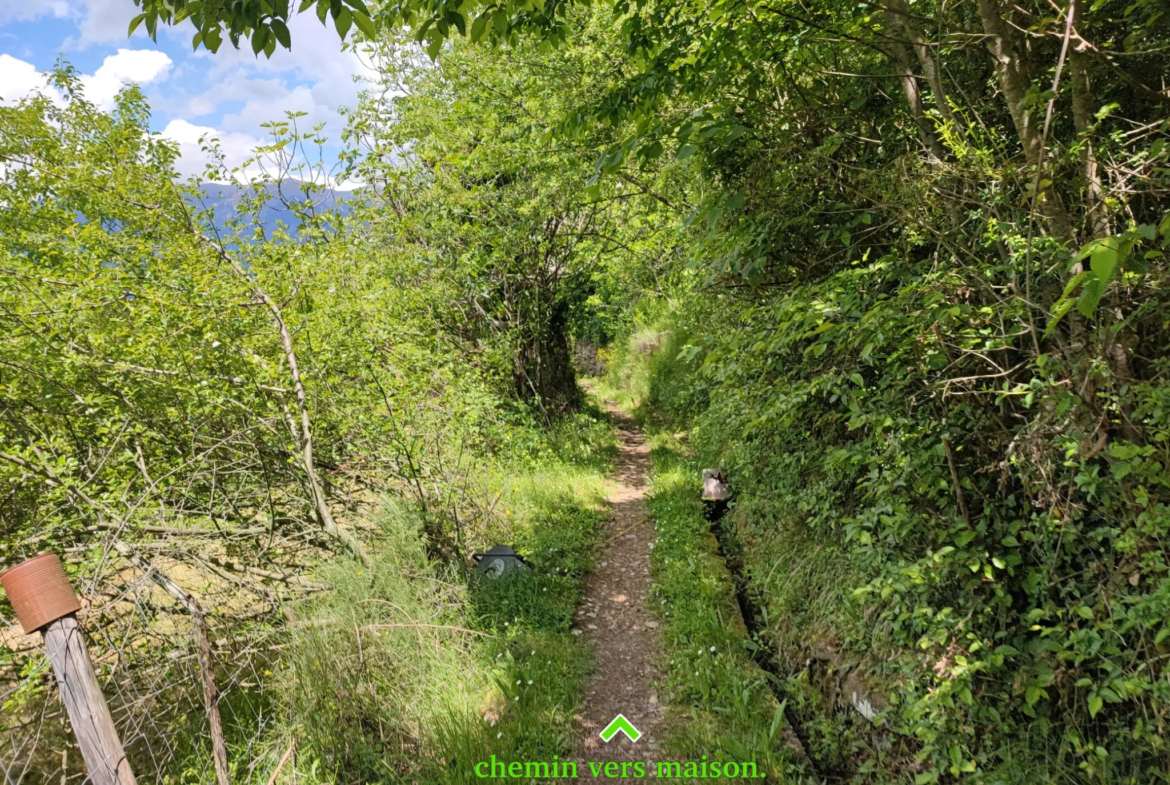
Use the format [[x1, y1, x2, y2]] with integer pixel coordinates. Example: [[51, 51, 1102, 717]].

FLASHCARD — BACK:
[[167, 407, 616, 784]]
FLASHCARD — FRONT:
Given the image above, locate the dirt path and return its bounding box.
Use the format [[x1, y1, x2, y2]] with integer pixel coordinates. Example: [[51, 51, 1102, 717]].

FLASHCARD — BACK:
[[571, 403, 664, 776]]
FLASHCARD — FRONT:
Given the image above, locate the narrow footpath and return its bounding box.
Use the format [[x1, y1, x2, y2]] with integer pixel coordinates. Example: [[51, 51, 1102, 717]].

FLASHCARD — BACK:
[[572, 403, 664, 776]]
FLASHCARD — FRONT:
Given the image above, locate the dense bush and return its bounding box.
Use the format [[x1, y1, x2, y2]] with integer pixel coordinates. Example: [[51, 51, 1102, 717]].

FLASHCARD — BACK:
[[618, 243, 1170, 780]]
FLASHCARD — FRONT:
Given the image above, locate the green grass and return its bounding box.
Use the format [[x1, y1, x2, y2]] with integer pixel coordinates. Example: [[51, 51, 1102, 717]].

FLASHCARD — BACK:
[[645, 434, 804, 783], [160, 404, 614, 785], [293, 487, 608, 783]]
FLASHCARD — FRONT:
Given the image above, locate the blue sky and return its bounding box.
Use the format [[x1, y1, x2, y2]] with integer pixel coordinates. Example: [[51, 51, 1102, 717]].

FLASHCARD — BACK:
[[0, 0, 375, 183]]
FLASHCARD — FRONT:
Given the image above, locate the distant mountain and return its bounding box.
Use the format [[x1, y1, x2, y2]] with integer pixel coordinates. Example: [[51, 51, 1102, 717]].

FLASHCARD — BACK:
[[188, 183, 363, 237]]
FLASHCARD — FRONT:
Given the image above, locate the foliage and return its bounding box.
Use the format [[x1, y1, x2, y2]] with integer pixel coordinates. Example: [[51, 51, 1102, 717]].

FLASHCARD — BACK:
[[129, 0, 375, 56], [341, 33, 677, 413], [8, 0, 1170, 780], [585, 0, 1170, 779], [0, 56, 612, 782]]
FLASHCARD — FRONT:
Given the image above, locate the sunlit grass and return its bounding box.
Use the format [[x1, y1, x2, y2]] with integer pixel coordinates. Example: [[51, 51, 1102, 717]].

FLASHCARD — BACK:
[[646, 439, 800, 783], [163, 401, 615, 784]]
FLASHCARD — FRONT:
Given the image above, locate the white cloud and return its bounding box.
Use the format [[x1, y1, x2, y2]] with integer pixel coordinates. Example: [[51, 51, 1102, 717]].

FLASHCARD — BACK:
[[0, 0, 70, 25], [75, 0, 149, 47], [160, 119, 363, 189], [187, 14, 376, 134], [0, 50, 171, 109], [80, 48, 172, 110], [160, 118, 264, 180], [0, 54, 62, 105]]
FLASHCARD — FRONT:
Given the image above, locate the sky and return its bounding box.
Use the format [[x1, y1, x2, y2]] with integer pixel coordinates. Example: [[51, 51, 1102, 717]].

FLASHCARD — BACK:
[[0, 0, 376, 183]]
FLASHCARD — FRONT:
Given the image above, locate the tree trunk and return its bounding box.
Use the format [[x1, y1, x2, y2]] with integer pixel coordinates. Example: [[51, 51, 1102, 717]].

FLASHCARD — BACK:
[[887, 0, 960, 138], [513, 295, 581, 415], [1070, 51, 1110, 240], [976, 0, 1075, 242], [885, 18, 946, 162]]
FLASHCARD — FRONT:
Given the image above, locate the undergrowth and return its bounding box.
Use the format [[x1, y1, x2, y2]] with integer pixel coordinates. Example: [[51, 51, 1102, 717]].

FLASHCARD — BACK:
[[164, 410, 613, 784], [609, 268, 1170, 783]]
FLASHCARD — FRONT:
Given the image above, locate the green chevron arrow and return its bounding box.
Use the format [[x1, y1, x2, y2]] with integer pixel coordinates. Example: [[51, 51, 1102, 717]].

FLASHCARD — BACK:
[[599, 714, 641, 743]]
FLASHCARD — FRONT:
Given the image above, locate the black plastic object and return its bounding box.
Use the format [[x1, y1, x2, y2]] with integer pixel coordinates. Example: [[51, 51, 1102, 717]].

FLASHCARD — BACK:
[[472, 545, 530, 579]]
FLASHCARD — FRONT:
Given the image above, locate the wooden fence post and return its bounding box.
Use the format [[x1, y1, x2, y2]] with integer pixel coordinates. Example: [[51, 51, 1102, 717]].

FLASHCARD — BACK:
[[1, 554, 137, 785]]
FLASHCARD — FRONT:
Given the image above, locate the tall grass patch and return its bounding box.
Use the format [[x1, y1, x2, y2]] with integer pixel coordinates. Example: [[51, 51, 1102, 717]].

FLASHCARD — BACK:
[[186, 409, 615, 785]]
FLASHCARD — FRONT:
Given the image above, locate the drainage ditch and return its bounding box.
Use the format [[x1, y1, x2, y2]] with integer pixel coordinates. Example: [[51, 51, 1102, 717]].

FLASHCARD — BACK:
[[704, 505, 841, 784]]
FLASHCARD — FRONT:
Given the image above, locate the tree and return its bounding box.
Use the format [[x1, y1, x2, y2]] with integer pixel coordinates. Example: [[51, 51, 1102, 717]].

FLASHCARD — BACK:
[[341, 31, 678, 414]]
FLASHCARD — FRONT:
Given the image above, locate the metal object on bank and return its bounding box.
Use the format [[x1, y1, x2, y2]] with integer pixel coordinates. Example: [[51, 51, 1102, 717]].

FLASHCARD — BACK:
[[1, 553, 138, 785], [472, 545, 530, 580], [701, 468, 730, 501]]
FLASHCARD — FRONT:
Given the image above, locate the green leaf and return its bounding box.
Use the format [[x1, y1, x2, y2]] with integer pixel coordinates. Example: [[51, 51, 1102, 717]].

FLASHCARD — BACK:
[[352, 11, 375, 39], [1060, 270, 1089, 298], [639, 140, 664, 162], [493, 9, 509, 35], [1076, 274, 1108, 318], [1044, 297, 1077, 337], [470, 13, 489, 42], [1090, 244, 1119, 281], [128, 13, 148, 35], [1088, 695, 1103, 717], [204, 26, 223, 52], [1025, 685, 1045, 706], [334, 7, 353, 39], [447, 11, 465, 36], [271, 18, 292, 49]]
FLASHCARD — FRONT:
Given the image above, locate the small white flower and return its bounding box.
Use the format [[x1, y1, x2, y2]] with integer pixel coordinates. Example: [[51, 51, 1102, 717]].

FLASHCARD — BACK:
[[516, 680, 522, 685], [497, 732, 503, 738], [514, 696, 519, 701], [698, 649, 703, 655], [527, 680, 532, 685], [710, 646, 716, 653], [530, 650, 535, 655], [491, 720, 496, 727], [211, 341, 220, 348]]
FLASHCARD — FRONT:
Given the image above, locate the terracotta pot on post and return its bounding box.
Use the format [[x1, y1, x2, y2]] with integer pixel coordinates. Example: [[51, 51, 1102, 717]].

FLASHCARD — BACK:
[[1, 553, 137, 785]]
